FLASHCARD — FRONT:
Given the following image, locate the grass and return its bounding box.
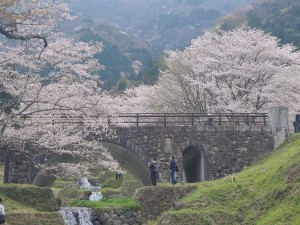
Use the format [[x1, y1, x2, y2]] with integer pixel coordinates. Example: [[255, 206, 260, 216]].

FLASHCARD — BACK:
[[5, 212, 65, 225], [158, 134, 300, 224], [0, 184, 60, 211], [101, 178, 123, 189], [69, 197, 140, 210], [0, 195, 38, 214]]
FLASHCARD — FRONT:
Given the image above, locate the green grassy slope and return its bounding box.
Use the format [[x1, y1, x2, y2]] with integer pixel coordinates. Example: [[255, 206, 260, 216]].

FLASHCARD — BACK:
[[0, 185, 64, 225], [158, 134, 300, 225]]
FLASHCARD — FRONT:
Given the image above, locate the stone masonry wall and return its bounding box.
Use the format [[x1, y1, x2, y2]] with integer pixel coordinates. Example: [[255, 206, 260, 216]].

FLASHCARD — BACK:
[[6, 151, 33, 184], [113, 125, 274, 182], [4, 125, 273, 185], [91, 208, 142, 225]]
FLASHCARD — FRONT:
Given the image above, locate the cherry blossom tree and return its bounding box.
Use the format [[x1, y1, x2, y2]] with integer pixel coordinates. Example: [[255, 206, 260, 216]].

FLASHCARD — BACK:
[[0, 36, 120, 175], [0, 1, 122, 178], [145, 27, 300, 114]]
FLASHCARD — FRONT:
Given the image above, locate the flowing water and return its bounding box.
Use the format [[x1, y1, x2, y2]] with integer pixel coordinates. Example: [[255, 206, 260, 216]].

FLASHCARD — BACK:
[[60, 207, 93, 225], [77, 178, 103, 201], [60, 178, 103, 225]]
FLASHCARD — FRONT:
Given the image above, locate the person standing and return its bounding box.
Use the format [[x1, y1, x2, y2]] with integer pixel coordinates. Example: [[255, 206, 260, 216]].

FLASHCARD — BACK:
[[148, 158, 158, 186], [0, 198, 5, 224], [169, 156, 178, 184]]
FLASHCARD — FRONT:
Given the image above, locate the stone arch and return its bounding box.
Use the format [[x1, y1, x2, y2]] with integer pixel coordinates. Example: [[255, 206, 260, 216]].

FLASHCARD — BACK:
[[97, 140, 151, 186], [0, 148, 10, 184], [32, 138, 152, 187], [180, 140, 209, 183]]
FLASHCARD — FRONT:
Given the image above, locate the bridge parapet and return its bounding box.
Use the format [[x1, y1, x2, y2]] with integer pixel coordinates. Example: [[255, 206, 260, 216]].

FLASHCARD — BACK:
[[16, 112, 268, 128], [109, 113, 268, 127]]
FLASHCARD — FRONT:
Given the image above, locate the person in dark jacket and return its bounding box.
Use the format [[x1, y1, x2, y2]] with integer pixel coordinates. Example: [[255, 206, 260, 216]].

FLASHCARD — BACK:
[[148, 158, 158, 186], [169, 156, 178, 184]]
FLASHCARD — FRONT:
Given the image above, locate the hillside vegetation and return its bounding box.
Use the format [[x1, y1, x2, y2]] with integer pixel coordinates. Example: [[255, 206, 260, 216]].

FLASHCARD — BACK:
[[216, 0, 300, 48], [69, 0, 251, 51], [156, 134, 300, 224], [0, 168, 142, 224]]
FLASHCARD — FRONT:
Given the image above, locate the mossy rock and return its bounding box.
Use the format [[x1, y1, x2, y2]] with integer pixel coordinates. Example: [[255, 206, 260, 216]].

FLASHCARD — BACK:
[[158, 211, 211, 225], [0, 184, 60, 211], [119, 180, 142, 197], [101, 179, 141, 199], [134, 185, 197, 218], [101, 188, 122, 198], [52, 180, 90, 206]]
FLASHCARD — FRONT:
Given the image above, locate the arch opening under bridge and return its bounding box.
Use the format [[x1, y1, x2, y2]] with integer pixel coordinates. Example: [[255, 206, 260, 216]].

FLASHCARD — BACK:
[[182, 145, 207, 183], [31, 139, 152, 187]]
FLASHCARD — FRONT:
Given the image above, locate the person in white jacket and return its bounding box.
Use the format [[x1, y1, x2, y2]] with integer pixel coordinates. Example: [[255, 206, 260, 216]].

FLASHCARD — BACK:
[[0, 198, 5, 224]]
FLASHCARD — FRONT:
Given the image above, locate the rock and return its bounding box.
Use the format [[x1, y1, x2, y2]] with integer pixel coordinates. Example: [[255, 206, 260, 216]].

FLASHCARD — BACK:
[[105, 218, 114, 225], [103, 212, 110, 221], [115, 209, 123, 216], [91, 215, 99, 222], [111, 213, 119, 220], [124, 211, 132, 218], [113, 220, 122, 225], [173, 202, 184, 210], [119, 215, 126, 221]]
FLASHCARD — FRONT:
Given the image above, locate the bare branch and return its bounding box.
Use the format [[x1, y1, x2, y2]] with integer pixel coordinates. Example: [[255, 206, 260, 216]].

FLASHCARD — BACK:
[[0, 26, 47, 48]]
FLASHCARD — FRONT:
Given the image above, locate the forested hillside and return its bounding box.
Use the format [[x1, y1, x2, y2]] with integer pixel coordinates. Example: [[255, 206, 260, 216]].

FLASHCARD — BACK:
[[216, 0, 300, 48], [60, 18, 156, 90], [69, 0, 251, 51], [60, 0, 251, 89]]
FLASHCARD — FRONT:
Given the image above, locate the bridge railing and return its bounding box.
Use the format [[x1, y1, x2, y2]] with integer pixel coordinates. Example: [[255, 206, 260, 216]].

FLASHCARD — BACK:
[[109, 113, 268, 127], [12, 113, 268, 127], [14, 114, 106, 127]]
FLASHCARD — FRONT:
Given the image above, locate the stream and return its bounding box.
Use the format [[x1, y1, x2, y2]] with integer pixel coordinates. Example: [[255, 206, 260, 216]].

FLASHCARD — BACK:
[[60, 207, 93, 225], [60, 178, 103, 225], [77, 178, 103, 201]]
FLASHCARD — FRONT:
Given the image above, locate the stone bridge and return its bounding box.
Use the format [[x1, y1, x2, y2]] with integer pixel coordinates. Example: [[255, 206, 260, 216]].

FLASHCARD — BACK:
[[1, 107, 289, 186]]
